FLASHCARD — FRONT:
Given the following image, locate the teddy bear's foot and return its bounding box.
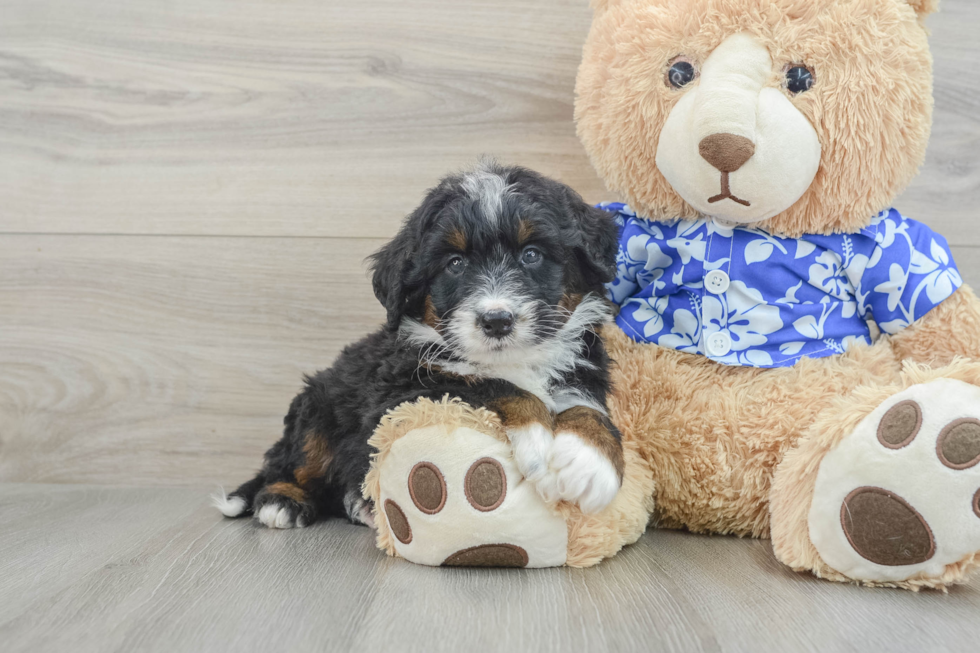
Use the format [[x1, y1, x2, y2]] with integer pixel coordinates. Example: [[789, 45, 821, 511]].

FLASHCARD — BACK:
[[807, 379, 980, 585], [373, 421, 568, 568]]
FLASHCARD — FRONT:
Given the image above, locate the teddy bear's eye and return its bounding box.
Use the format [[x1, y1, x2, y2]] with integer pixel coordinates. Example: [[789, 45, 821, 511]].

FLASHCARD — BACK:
[[786, 65, 815, 94], [666, 58, 697, 89]]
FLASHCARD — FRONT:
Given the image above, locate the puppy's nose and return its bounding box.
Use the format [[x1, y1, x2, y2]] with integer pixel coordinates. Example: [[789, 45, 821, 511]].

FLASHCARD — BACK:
[[698, 133, 756, 172], [479, 310, 514, 339]]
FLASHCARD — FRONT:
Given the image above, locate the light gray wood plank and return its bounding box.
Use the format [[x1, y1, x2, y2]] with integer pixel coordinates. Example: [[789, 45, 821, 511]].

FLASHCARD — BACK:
[[2, 1, 978, 241], [0, 0, 605, 239], [1, 483, 978, 653], [0, 235, 384, 487]]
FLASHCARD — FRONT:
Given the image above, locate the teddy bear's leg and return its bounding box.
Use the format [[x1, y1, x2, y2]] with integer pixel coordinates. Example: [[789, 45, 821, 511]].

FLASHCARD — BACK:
[[771, 360, 980, 589]]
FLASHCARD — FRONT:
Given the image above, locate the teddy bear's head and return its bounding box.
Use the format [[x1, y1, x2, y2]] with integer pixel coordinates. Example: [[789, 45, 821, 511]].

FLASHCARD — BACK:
[[575, 0, 937, 237]]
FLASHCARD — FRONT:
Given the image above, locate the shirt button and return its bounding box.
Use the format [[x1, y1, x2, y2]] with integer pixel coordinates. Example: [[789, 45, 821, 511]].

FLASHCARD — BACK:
[[707, 331, 732, 357], [705, 270, 730, 295]]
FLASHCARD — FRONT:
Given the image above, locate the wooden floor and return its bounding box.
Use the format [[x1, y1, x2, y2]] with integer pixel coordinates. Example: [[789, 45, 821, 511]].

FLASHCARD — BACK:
[[2, 1, 980, 652]]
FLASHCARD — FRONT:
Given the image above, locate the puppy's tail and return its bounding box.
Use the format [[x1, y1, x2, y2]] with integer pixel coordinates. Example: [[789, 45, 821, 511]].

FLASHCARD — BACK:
[[212, 473, 265, 518]]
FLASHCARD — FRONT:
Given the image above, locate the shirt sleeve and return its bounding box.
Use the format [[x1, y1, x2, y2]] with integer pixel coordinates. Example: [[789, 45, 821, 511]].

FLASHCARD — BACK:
[[851, 209, 962, 334]]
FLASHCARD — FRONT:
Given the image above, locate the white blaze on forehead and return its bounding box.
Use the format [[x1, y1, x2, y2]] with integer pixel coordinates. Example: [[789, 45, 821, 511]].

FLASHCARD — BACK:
[[461, 166, 512, 224]]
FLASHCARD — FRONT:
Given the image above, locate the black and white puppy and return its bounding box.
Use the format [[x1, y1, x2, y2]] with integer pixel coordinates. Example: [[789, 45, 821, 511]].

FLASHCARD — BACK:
[[214, 161, 623, 529]]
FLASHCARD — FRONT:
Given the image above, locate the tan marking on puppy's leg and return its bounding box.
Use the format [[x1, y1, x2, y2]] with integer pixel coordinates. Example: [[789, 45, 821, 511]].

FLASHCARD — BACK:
[[265, 482, 306, 503], [295, 431, 333, 487], [555, 406, 624, 480], [487, 391, 553, 430]]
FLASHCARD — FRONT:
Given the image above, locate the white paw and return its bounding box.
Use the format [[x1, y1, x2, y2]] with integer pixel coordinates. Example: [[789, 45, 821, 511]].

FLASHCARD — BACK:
[[547, 433, 620, 514], [507, 422, 554, 484], [257, 502, 297, 529], [211, 491, 247, 518], [810, 379, 980, 582]]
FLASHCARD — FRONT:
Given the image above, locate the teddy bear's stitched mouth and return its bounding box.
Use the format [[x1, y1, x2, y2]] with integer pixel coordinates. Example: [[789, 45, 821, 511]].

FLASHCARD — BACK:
[[707, 172, 751, 207]]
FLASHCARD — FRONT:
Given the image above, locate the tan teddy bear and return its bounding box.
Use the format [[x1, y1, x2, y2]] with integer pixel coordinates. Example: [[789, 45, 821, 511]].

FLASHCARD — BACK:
[[367, 0, 980, 590]]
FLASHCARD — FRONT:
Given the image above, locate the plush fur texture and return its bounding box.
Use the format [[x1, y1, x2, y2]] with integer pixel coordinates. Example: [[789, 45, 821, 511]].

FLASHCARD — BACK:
[[771, 358, 980, 591], [576, 0, 936, 237], [572, 0, 980, 589]]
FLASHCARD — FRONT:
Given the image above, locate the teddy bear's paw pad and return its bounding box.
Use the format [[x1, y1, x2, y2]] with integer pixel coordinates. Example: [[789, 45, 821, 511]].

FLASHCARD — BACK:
[[408, 462, 447, 514], [464, 458, 507, 511], [840, 487, 935, 567], [385, 499, 412, 543], [378, 425, 568, 567], [442, 543, 528, 568], [809, 379, 980, 582]]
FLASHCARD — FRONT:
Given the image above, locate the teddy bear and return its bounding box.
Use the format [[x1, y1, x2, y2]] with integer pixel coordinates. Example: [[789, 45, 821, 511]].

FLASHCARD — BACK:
[[365, 0, 980, 590]]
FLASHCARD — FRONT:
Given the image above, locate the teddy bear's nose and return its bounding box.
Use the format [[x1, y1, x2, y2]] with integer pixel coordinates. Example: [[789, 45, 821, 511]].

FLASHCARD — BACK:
[[698, 133, 756, 173]]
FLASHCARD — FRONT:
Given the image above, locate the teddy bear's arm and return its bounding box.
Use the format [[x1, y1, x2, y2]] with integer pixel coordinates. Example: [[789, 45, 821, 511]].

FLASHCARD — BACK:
[[888, 285, 980, 366]]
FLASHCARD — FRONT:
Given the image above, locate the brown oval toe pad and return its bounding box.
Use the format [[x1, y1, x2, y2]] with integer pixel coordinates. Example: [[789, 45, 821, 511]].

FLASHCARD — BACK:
[[840, 487, 935, 567], [442, 543, 529, 568], [877, 400, 922, 449], [465, 458, 506, 512], [937, 418, 980, 470], [409, 462, 447, 514], [385, 499, 412, 544]]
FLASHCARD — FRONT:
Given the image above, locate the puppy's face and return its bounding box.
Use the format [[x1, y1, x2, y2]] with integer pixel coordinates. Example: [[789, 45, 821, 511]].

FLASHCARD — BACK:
[[372, 162, 618, 366]]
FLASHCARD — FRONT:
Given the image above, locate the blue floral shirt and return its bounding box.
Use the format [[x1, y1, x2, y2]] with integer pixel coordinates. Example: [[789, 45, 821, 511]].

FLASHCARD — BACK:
[[601, 203, 962, 368]]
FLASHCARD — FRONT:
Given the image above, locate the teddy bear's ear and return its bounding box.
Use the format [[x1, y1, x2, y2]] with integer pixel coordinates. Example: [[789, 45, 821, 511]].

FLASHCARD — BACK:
[[903, 0, 940, 17]]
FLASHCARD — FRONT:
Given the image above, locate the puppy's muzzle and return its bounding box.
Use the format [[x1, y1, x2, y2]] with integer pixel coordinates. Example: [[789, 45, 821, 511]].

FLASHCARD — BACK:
[[478, 310, 514, 339]]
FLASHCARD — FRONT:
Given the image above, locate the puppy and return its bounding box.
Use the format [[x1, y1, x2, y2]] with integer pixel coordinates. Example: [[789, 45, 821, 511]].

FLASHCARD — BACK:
[[214, 161, 623, 529]]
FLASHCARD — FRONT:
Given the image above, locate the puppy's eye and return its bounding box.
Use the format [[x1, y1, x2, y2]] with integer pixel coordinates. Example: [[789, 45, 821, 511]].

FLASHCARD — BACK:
[[446, 255, 465, 275], [785, 65, 814, 94], [521, 247, 542, 266], [666, 57, 697, 89]]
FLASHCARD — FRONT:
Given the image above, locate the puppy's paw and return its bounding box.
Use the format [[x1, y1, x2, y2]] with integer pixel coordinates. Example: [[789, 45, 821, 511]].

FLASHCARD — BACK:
[[253, 486, 315, 529], [344, 491, 376, 529], [257, 502, 301, 529], [548, 433, 621, 514], [507, 422, 554, 484], [211, 491, 248, 518]]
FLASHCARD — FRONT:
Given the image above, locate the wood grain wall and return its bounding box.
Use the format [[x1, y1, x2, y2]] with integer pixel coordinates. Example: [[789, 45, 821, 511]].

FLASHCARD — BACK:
[[2, 0, 979, 488]]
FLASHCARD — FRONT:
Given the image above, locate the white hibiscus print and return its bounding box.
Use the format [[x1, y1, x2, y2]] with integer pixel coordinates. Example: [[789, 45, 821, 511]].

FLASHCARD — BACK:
[[630, 296, 670, 338], [659, 306, 702, 353], [666, 231, 706, 265], [624, 234, 673, 293], [702, 281, 783, 352], [808, 250, 850, 300], [919, 239, 962, 304], [743, 230, 789, 265], [874, 263, 908, 313]]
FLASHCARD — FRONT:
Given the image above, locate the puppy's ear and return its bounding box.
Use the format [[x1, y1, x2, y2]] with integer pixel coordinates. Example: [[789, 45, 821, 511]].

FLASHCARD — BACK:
[[369, 183, 451, 329], [369, 230, 417, 329], [564, 189, 619, 292]]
